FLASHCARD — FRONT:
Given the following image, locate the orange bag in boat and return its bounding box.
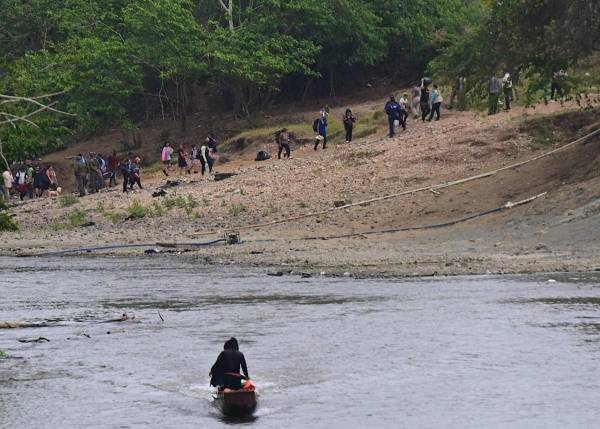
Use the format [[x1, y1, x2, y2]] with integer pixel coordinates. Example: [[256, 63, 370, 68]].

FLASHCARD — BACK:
[[243, 380, 255, 391]]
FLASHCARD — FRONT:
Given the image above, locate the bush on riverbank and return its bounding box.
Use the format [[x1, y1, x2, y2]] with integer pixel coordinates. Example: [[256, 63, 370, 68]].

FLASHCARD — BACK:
[[0, 196, 19, 232]]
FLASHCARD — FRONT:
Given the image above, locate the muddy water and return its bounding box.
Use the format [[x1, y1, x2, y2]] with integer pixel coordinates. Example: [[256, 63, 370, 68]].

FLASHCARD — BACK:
[[1, 257, 600, 428]]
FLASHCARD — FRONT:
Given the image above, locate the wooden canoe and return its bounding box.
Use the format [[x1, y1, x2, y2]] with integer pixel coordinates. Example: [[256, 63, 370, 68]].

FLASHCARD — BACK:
[[213, 388, 257, 417]]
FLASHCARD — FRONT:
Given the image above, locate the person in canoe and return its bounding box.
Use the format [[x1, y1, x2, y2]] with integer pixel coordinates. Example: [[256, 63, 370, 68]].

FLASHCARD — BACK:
[[210, 337, 249, 390]]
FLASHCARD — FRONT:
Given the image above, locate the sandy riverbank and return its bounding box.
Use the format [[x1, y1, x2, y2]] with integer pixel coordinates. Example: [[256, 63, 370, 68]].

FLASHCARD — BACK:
[[2, 100, 599, 277]]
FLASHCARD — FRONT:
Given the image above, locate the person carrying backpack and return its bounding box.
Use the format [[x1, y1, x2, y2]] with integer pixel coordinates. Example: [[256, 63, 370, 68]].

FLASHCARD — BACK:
[[427, 85, 443, 121], [130, 157, 143, 190], [420, 79, 431, 122], [488, 75, 501, 115], [107, 150, 119, 187], [411, 83, 421, 119], [87, 152, 100, 194], [121, 155, 133, 193], [384, 95, 401, 137], [15, 167, 28, 200], [96, 153, 106, 190], [25, 164, 34, 198], [200, 142, 214, 176], [313, 107, 328, 150], [502, 73, 513, 111], [73, 154, 87, 197]]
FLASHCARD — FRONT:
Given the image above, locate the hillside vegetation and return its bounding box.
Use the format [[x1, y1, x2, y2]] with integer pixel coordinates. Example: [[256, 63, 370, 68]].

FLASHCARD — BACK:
[[1, 0, 598, 164]]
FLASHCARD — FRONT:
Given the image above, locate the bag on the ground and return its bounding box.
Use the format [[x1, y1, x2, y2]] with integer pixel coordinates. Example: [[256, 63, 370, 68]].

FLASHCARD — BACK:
[[312, 118, 319, 133], [255, 151, 270, 161]]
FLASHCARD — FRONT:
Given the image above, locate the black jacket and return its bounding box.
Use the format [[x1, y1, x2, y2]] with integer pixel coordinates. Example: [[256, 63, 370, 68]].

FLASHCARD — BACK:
[[210, 349, 249, 380], [385, 101, 401, 119]]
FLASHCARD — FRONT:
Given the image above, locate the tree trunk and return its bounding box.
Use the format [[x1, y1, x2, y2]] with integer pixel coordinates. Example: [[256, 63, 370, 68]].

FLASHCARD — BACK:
[[218, 0, 235, 32], [180, 79, 187, 132], [0, 139, 10, 171], [329, 66, 336, 98], [302, 78, 314, 102]]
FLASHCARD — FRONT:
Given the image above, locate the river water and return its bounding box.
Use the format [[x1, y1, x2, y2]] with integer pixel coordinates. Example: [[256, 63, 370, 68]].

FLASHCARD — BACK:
[[1, 257, 599, 428]]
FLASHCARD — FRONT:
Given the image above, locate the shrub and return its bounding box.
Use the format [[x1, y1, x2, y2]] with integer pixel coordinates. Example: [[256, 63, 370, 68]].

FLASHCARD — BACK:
[[60, 194, 79, 207], [103, 211, 124, 223], [126, 201, 149, 219], [0, 212, 19, 231], [67, 209, 87, 228], [229, 203, 247, 216], [163, 194, 198, 214], [0, 196, 18, 231], [151, 201, 165, 217]]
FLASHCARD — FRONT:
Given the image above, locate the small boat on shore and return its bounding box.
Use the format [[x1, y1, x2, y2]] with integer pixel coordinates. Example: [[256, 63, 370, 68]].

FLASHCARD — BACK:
[[213, 380, 257, 417]]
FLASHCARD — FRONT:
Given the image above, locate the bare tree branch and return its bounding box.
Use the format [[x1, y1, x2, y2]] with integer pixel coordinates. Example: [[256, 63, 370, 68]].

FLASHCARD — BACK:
[[0, 101, 63, 127], [0, 111, 40, 128], [0, 94, 74, 117], [0, 91, 74, 169], [0, 90, 66, 103]]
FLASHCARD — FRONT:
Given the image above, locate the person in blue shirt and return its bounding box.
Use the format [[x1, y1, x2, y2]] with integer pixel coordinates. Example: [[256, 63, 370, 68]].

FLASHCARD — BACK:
[[313, 107, 328, 150], [427, 85, 443, 121], [384, 95, 401, 137]]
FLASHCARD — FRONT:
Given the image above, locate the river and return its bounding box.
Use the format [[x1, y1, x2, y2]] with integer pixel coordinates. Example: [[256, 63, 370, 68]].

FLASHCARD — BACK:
[[1, 257, 599, 428]]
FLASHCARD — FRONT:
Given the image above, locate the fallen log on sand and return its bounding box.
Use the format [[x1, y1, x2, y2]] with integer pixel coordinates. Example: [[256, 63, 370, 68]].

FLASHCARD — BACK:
[[18, 337, 50, 343], [98, 313, 142, 323], [0, 321, 49, 329]]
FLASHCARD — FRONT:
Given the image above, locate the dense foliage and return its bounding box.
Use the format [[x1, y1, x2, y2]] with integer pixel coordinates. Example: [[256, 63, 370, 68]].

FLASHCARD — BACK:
[[430, 0, 600, 101], [0, 0, 479, 159], [0, 0, 597, 161]]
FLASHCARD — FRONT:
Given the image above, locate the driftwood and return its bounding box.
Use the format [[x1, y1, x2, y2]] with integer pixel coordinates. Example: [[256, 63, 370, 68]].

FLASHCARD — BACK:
[[0, 321, 49, 329], [1, 313, 140, 329], [18, 337, 50, 343], [99, 313, 141, 323]]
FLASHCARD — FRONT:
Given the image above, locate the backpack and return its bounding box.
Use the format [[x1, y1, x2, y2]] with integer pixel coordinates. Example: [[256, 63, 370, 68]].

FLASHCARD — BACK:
[[312, 118, 320, 133], [255, 151, 270, 161]]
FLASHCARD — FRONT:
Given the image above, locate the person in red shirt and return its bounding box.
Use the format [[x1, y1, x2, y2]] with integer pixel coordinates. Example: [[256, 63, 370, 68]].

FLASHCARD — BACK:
[[177, 144, 188, 175]]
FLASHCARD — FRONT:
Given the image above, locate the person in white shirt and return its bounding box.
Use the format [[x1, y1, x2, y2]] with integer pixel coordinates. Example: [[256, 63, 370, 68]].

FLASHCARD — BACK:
[[398, 93, 409, 128], [200, 142, 214, 176], [2, 169, 13, 202]]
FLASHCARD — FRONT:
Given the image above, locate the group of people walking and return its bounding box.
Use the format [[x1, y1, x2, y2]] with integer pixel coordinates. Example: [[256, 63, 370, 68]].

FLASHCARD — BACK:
[[162, 136, 217, 178], [2, 164, 59, 202], [73, 150, 142, 196], [384, 77, 444, 137], [488, 73, 514, 115], [311, 105, 356, 153]]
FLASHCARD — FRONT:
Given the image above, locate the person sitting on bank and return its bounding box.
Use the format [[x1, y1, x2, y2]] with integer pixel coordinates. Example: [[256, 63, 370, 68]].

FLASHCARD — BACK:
[[210, 337, 249, 390]]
